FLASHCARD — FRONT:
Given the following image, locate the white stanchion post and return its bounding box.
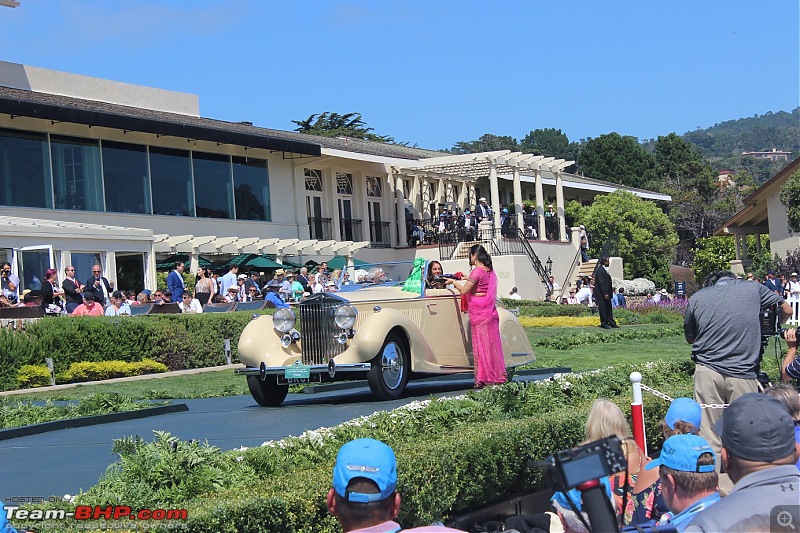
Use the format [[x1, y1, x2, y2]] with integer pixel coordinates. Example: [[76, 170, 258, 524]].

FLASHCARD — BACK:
[[630, 371, 647, 456]]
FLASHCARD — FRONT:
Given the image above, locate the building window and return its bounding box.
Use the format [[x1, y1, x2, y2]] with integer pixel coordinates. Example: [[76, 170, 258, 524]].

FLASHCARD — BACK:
[[0, 128, 52, 209], [71, 252, 104, 286], [150, 147, 194, 216], [233, 157, 270, 221], [102, 141, 151, 214], [193, 152, 233, 219], [51, 135, 103, 211], [336, 172, 353, 195], [366, 176, 382, 197], [305, 168, 323, 191]]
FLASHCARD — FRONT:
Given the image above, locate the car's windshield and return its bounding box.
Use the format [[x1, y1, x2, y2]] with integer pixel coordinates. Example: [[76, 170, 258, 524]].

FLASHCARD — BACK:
[[335, 260, 421, 291]]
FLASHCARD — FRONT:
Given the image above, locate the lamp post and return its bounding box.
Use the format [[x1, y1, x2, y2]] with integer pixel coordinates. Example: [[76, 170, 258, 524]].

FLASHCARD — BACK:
[[546, 256, 553, 276]]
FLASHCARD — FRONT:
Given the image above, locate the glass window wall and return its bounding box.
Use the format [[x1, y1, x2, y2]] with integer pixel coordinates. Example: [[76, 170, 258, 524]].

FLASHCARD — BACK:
[[51, 135, 104, 211], [193, 152, 232, 219], [233, 156, 270, 221], [0, 128, 52, 209], [102, 141, 151, 214], [150, 147, 194, 216]]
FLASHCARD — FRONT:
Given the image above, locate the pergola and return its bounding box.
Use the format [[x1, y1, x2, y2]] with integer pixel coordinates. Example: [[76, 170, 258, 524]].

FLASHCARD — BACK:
[[391, 150, 574, 244], [152, 234, 369, 273]]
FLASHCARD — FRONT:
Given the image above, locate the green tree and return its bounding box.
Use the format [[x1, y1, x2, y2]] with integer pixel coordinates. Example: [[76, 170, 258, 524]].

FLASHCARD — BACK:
[[578, 190, 678, 280], [518, 128, 578, 162], [654, 134, 746, 265], [292, 112, 394, 143], [577, 133, 658, 189], [449, 134, 518, 154], [779, 169, 800, 234], [691, 235, 771, 283]]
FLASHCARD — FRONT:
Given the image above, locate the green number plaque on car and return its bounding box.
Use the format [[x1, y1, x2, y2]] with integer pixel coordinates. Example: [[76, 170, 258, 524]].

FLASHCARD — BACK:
[[285, 361, 311, 380]]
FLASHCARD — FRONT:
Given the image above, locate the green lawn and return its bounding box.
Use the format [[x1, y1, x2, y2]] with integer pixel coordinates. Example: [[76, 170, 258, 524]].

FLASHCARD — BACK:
[[526, 324, 689, 371]]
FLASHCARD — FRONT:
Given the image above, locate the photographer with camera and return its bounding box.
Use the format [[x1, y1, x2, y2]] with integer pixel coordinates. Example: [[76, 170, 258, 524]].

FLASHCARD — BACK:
[[684, 270, 791, 462], [780, 327, 799, 382], [1, 261, 19, 304]]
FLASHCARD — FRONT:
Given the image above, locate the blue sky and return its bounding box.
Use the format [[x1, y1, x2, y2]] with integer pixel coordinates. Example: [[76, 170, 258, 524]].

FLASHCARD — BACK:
[[1, 0, 798, 150]]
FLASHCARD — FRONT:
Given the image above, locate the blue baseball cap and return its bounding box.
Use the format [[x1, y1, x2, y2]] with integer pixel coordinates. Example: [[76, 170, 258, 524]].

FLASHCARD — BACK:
[[333, 438, 397, 503], [665, 397, 702, 431], [552, 476, 613, 512], [645, 434, 715, 473]]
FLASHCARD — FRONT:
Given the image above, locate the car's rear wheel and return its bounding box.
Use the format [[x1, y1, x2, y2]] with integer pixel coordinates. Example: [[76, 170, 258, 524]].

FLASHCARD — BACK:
[[368, 331, 409, 401], [247, 375, 289, 407]]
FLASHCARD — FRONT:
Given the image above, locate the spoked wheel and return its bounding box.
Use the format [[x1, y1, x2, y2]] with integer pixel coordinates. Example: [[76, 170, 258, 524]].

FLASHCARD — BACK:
[[247, 375, 289, 407], [367, 331, 409, 401]]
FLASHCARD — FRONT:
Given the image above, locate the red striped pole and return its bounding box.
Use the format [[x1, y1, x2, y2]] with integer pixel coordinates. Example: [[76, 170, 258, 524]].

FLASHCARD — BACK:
[[630, 371, 647, 456]]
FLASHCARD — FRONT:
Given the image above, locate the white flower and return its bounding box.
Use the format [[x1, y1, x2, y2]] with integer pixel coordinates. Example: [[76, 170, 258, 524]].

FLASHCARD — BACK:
[[235, 456, 244, 462]]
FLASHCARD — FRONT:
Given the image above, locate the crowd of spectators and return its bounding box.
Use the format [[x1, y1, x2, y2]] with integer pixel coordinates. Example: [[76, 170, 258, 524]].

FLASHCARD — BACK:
[[0, 260, 356, 317]]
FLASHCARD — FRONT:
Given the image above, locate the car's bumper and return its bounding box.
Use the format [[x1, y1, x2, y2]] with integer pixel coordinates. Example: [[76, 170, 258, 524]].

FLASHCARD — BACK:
[[236, 361, 372, 379]]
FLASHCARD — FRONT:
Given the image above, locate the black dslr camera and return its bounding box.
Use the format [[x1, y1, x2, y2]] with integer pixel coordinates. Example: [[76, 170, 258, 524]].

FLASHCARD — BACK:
[[541, 436, 627, 492]]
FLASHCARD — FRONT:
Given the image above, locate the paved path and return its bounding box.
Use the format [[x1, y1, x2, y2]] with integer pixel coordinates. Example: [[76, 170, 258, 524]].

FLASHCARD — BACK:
[[1, 373, 559, 504]]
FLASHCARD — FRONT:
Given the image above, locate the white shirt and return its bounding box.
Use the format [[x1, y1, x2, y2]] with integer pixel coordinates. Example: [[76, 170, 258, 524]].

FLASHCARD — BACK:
[[508, 293, 522, 300], [312, 282, 324, 294], [105, 303, 131, 316], [787, 280, 800, 303], [179, 299, 203, 313], [576, 286, 592, 305]]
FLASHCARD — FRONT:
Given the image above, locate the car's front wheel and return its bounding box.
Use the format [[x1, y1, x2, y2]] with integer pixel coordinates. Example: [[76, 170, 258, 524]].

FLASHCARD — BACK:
[[247, 375, 289, 407], [367, 331, 409, 401]]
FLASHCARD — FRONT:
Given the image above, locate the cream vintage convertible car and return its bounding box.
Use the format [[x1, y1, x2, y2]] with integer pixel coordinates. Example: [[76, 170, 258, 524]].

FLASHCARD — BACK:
[[236, 260, 535, 406]]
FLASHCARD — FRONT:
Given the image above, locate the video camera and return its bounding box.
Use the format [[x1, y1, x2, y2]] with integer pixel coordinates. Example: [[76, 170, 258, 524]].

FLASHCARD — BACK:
[[760, 304, 781, 339]]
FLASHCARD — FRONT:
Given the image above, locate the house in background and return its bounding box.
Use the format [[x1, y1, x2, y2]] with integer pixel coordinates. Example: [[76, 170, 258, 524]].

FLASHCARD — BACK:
[[716, 156, 800, 272]]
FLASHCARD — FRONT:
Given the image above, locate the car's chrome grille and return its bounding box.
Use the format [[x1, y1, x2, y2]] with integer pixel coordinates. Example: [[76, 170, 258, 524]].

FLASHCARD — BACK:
[[299, 294, 347, 365]]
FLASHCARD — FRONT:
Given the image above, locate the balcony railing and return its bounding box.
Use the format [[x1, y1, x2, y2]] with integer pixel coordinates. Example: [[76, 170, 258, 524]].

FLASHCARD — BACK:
[[308, 217, 332, 240], [340, 218, 363, 242], [369, 221, 391, 248]]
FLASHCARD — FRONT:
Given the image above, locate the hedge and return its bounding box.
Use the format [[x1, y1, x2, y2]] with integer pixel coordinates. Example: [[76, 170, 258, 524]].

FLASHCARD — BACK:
[[1, 311, 274, 391], [26, 361, 694, 532]]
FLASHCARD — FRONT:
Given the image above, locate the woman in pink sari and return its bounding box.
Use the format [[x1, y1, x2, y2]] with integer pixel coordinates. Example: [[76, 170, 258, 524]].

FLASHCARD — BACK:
[[446, 244, 506, 388]]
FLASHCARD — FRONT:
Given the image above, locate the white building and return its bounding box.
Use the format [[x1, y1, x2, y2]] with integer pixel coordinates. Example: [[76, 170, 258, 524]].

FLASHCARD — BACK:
[[0, 61, 669, 298]]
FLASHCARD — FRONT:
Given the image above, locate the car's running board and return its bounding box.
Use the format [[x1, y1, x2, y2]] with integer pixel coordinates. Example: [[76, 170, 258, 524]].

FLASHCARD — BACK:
[[438, 365, 474, 370]]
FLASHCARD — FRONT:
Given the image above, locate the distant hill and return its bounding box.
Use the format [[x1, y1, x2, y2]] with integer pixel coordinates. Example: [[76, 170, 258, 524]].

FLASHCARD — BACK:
[[680, 108, 799, 183]]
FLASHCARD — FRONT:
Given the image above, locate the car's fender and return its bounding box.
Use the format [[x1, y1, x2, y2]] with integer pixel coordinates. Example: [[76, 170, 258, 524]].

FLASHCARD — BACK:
[[237, 315, 301, 368], [335, 307, 437, 371]]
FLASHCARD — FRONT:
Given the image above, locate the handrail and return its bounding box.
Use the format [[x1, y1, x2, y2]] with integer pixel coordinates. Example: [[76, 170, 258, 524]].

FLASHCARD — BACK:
[[553, 246, 583, 302], [513, 229, 552, 296]]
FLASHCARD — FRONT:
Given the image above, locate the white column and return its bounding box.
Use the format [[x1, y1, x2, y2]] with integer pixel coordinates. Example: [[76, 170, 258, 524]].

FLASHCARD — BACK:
[[469, 183, 476, 208], [513, 166, 523, 232], [412, 175, 422, 218], [535, 169, 545, 239], [145, 250, 157, 291], [756, 233, 762, 255], [556, 172, 567, 242], [395, 172, 407, 247], [734, 234, 741, 259], [489, 163, 501, 228], [741, 234, 748, 260], [189, 253, 200, 274]]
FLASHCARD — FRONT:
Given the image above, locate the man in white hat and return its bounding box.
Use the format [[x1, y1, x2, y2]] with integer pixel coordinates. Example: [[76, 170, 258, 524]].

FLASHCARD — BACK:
[[787, 272, 800, 322], [475, 197, 492, 223]]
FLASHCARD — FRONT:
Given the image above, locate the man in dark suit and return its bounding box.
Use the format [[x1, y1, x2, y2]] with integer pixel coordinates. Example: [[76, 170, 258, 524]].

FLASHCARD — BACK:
[[297, 267, 310, 293], [166, 262, 186, 302], [593, 256, 618, 329], [763, 270, 783, 296], [86, 264, 114, 306]]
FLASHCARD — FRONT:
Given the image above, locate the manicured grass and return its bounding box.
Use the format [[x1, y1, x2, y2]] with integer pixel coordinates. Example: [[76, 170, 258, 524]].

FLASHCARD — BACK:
[[7, 369, 249, 402]]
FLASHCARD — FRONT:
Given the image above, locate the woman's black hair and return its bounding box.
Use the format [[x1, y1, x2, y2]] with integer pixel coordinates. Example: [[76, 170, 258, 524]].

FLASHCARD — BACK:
[[426, 260, 443, 283], [469, 244, 493, 271]]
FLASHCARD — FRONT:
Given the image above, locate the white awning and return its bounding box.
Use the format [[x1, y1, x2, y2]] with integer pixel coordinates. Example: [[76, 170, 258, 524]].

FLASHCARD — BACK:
[[152, 234, 369, 258]]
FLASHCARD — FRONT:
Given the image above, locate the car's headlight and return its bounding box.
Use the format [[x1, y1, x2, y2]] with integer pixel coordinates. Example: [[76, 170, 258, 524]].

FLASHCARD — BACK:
[[334, 305, 358, 330], [273, 308, 296, 333]]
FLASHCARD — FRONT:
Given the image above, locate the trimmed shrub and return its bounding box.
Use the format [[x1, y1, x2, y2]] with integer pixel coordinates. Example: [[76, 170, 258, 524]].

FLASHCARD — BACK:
[[519, 316, 600, 327], [56, 359, 168, 383], [2, 310, 273, 391], [16, 364, 52, 388]]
